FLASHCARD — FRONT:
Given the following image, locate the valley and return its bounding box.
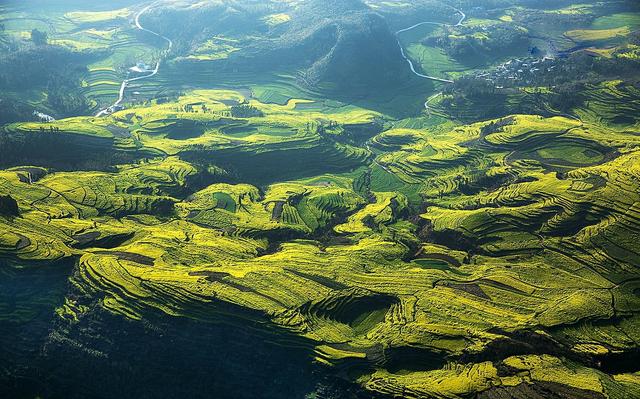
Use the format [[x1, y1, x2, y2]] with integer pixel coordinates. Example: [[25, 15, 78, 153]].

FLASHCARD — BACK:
[[1, 0, 639, 398]]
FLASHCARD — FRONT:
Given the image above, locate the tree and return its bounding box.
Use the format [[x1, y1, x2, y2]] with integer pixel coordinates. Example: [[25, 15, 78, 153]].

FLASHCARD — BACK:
[[230, 104, 264, 118], [0, 195, 19, 217], [31, 29, 47, 46]]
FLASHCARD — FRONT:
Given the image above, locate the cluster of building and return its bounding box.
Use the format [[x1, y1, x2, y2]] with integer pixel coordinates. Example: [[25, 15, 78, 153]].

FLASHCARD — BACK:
[[470, 55, 558, 88]]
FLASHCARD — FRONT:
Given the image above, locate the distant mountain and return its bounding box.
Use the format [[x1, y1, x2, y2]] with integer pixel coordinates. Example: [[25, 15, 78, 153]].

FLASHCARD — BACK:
[[253, 0, 408, 88], [290, 0, 406, 87], [152, 0, 408, 91]]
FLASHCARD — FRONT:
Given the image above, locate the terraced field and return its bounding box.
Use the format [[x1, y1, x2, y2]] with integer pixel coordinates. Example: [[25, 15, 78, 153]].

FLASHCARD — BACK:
[[1, 0, 640, 398]]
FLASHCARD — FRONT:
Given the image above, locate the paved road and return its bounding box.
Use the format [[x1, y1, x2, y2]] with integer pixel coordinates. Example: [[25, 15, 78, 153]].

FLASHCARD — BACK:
[[395, 7, 466, 111], [96, 2, 173, 117], [396, 7, 465, 83]]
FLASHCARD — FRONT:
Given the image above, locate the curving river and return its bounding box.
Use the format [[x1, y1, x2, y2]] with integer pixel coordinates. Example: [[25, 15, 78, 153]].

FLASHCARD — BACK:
[[96, 2, 173, 117]]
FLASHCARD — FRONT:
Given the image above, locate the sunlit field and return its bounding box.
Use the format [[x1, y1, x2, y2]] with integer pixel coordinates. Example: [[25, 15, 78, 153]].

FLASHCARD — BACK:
[[1, 0, 640, 398]]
